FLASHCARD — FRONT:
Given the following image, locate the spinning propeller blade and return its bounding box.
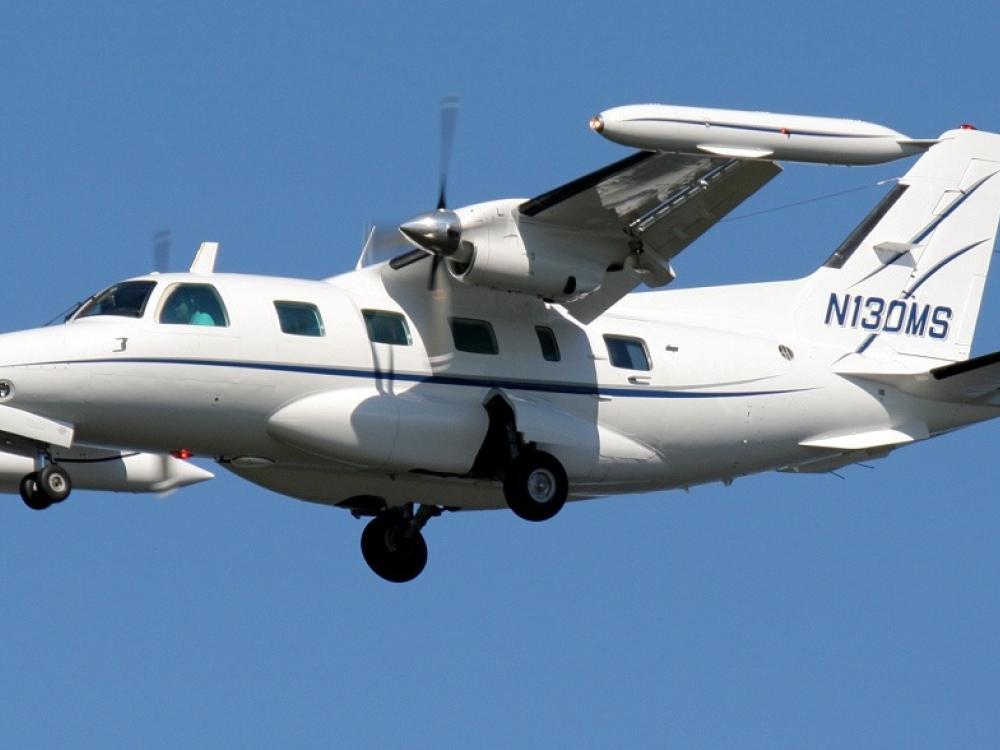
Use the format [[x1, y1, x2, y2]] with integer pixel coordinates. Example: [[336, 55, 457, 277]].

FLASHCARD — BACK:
[[437, 95, 459, 211], [153, 228, 171, 273], [388, 96, 465, 290], [388, 247, 431, 270]]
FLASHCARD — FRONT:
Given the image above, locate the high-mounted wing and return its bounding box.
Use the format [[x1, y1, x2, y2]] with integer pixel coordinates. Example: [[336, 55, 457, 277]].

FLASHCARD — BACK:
[[518, 150, 780, 321]]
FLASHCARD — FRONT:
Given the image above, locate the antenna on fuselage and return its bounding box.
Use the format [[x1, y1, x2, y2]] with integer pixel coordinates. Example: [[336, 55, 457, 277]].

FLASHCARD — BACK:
[[189, 242, 219, 274]]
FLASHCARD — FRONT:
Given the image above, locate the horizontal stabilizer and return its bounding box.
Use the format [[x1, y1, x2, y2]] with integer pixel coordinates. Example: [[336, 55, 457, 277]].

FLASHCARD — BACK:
[[929, 349, 1000, 401], [848, 349, 1000, 404]]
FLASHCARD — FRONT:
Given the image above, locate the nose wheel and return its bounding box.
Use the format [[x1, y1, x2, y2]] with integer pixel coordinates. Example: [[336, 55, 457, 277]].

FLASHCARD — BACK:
[[19, 464, 72, 510], [360, 504, 440, 583]]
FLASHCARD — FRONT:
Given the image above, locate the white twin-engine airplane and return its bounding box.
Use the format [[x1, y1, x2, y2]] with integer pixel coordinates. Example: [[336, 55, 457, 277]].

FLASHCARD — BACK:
[[5, 102, 1000, 582]]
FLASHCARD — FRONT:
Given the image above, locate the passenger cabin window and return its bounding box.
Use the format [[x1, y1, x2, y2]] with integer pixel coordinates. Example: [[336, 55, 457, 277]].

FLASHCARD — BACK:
[[450, 318, 498, 355], [604, 335, 651, 371], [76, 281, 157, 319], [363, 310, 411, 345], [535, 326, 560, 362], [275, 302, 325, 337], [158, 284, 229, 327]]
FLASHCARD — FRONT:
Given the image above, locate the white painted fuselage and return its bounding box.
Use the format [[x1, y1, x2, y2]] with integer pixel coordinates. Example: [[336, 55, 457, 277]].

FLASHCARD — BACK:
[[0, 261, 991, 512]]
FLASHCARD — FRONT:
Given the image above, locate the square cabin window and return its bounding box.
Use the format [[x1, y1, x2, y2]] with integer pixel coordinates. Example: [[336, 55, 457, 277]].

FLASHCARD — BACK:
[[275, 302, 325, 337], [363, 310, 412, 345], [604, 335, 651, 371], [535, 326, 561, 362], [450, 318, 498, 355]]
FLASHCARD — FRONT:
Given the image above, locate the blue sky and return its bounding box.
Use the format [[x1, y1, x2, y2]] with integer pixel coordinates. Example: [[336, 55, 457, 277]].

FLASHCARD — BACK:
[[3, 2, 1000, 747]]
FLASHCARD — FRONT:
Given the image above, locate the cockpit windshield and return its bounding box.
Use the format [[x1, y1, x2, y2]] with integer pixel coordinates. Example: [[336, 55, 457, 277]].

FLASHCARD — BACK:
[[75, 280, 157, 320]]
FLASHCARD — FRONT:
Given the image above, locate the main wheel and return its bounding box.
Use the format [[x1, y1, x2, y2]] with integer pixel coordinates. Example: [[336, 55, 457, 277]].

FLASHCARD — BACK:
[[19, 473, 51, 511], [503, 450, 568, 522], [38, 464, 71, 503], [360, 513, 428, 583]]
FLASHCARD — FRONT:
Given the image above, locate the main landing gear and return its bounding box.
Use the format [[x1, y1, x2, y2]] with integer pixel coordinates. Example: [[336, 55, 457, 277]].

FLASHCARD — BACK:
[[477, 397, 569, 523], [360, 504, 441, 583], [19, 463, 72, 511], [503, 449, 568, 522]]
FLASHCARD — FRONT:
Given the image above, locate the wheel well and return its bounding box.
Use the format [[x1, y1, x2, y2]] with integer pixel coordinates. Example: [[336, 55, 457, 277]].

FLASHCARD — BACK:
[[471, 395, 523, 479]]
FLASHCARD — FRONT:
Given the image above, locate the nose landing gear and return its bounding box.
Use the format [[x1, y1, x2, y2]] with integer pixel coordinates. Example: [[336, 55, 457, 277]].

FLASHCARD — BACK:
[[19, 463, 72, 511], [360, 504, 441, 583]]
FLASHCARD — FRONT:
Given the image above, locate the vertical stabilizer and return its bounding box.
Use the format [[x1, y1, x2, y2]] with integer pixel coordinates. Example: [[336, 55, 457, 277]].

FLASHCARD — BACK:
[[795, 128, 1000, 364]]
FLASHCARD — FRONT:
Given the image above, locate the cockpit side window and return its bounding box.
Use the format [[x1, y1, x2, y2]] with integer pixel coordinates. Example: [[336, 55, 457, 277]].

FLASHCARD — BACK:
[[75, 281, 157, 319], [158, 284, 229, 327]]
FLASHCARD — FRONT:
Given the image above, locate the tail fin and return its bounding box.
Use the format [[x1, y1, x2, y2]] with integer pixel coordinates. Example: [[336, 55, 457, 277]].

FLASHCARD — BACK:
[[796, 127, 1000, 364]]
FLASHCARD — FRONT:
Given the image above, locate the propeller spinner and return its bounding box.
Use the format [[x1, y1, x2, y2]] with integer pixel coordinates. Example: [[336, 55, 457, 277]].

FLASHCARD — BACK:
[[389, 96, 471, 290]]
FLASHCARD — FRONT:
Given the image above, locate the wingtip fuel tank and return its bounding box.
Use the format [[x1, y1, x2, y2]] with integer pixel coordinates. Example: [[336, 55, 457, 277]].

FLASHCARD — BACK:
[[0, 449, 213, 495], [590, 103, 936, 165]]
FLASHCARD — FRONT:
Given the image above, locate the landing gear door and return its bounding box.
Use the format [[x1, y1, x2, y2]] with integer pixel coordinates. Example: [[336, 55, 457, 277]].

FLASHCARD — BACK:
[[493, 390, 660, 482]]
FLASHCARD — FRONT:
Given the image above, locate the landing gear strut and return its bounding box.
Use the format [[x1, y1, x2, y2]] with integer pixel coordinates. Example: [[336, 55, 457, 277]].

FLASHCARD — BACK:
[[360, 504, 441, 583], [19, 463, 72, 511]]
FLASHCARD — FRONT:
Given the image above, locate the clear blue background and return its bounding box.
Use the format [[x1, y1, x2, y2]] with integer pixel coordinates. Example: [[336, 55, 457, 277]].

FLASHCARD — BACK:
[[3, 2, 1000, 747]]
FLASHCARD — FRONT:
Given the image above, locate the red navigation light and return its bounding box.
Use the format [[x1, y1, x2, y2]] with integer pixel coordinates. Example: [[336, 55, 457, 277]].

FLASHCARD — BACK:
[[779, 127, 790, 137], [171, 448, 194, 460], [960, 123, 977, 130]]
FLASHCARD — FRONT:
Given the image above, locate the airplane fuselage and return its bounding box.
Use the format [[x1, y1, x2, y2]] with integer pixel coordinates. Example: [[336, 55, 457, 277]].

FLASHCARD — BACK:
[[0, 267, 989, 511]]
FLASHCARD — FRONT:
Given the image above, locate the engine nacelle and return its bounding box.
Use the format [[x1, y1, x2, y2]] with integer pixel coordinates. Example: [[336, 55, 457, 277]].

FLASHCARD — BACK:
[[449, 200, 621, 301]]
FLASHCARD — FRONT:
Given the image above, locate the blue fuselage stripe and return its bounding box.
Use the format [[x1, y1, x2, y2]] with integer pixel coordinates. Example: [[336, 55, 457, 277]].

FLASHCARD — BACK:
[[30, 356, 805, 400]]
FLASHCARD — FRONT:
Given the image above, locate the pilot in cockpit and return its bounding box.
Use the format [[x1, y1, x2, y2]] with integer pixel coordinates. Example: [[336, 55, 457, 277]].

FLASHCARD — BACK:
[[163, 288, 217, 326]]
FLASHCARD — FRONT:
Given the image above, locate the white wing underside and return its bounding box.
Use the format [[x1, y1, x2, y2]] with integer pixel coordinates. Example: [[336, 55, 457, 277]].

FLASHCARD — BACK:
[[518, 151, 781, 321]]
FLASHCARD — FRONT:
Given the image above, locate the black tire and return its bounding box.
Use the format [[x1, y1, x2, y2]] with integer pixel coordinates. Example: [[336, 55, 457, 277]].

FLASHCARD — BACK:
[[19, 473, 51, 511], [38, 464, 72, 503], [503, 450, 568, 522], [360, 513, 428, 583]]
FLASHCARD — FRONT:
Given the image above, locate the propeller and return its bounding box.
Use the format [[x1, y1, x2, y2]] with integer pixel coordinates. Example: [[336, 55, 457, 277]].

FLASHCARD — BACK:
[[153, 228, 171, 273], [381, 97, 473, 371], [47, 225, 172, 326], [389, 96, 471, 291], [396, 209, 464, 290], [437, 95, 459, 211]]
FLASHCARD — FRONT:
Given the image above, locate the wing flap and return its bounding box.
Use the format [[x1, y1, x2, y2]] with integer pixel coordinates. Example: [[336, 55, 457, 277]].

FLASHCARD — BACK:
[[632, 158, 780, 259], [517, 150, 780, 319], [519, 152, 780, 248]]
